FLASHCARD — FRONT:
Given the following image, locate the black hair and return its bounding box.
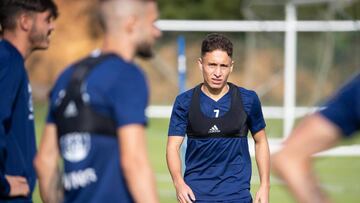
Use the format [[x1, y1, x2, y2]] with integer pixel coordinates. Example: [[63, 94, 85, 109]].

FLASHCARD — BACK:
[[0, 0, 58, 33], [201, 33, 233, 58]]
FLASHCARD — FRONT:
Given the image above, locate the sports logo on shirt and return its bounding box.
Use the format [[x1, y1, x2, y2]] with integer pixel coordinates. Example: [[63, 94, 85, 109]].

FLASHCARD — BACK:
[[64, 101, 78, 118], [208, 125, 221, 133], [60, 133, 91, 162]]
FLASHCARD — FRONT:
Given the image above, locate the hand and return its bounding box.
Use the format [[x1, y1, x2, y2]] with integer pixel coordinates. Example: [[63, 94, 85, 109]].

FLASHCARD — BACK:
[[175, 181, 196, 203], [5, 175, 30, 197], [254, 184, 269, 203]]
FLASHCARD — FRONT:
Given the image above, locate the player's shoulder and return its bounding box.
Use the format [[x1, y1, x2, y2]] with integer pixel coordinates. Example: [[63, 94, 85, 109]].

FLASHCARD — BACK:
[[234, 84, 259, 101], [0, 40, 11, 61], [0, 47, 11, 71], [172, 88, 195, 111], [176, 88, 195, 102], [0, 40, 25, 79], [55, 62, 76, 84], [57, 51, 141, 79], [93, 51, 145, 80], [0, 40, 22, 64]]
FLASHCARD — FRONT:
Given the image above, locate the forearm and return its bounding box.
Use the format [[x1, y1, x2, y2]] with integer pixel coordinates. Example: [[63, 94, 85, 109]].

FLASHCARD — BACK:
[[254, 139, 270, 187], [166, 145, 185, 186], [119, 124, 158, 203], [166, 137, 196, 202], [34, 155, 59, 203], [122, 154, 158, 203], [34, 124, 60, 203]]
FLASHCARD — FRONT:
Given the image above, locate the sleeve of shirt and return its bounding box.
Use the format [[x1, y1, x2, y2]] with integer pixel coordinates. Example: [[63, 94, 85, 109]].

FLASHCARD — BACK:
[[168, 95, 189, 136], [319, 77, 360, 137], [247, 91, 266, 135], [46, 87, 56, 124], [46, 68, 73, 124], [109, 67, 148, 128], [0, 175, 10, 197], [0, 60, 20, 196]]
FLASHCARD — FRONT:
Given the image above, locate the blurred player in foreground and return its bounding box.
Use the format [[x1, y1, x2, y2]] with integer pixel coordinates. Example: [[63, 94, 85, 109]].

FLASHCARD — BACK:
[[35, 0, 161, 202], [273, 73, 360, 203]]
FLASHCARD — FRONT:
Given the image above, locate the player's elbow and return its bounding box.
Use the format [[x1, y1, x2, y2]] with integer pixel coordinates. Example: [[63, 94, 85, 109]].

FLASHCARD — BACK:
[[34, 151, 58, 176], [121, 153, 150, 177], [34, 153, 43, 172], [166, 146, 179, 163], [34, 152, 48, 176], [166, 142, 181, 157], [165, 146, 172, 159]]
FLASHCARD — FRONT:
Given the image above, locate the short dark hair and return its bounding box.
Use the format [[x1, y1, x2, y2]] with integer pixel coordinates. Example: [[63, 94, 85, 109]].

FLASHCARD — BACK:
[[0, 0, 58, 33], [201, 33, 233, 58]]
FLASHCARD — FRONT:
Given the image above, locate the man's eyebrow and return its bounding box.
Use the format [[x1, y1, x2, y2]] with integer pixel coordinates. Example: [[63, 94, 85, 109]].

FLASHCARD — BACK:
[[220, 63, 230, 67]]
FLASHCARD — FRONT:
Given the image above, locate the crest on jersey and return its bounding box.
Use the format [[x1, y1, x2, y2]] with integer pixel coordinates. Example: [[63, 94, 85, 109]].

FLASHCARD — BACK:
[[60, 133, 91, 162]]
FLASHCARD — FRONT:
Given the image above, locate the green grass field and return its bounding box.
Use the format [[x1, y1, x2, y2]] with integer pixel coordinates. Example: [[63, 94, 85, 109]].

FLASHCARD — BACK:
[[33, 103, 360, 202]]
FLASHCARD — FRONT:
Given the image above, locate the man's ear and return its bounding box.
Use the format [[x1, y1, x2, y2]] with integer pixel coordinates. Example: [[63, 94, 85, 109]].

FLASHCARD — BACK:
[[18, 13, 34, 32], [124, 15, 138, 34], [230, 60, 234, 73], [197, 57, 203, 71]]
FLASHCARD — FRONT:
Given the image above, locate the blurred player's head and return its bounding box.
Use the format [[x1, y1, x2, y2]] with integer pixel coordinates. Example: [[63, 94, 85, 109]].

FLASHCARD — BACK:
[[0, 0, 58, 51], [99, 0, 161, 59], [198, 33, 234, 92]]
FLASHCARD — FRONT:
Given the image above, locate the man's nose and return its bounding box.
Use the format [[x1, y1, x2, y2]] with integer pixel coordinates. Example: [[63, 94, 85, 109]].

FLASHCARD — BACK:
[[214, 66, 222, 77]]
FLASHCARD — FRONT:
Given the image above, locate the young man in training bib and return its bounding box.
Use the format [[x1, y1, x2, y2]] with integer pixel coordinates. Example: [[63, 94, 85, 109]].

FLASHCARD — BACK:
[[167, 33, 270, 203]]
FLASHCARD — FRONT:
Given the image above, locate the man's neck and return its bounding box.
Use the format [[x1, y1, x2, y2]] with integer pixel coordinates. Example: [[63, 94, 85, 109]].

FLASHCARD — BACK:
[[101, 33, 135, 62], [201, 83, 229, 102], [3, 31, 30, 59]]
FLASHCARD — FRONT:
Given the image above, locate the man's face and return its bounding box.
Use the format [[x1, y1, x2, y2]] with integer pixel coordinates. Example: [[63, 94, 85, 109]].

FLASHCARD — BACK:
[[198, 49, 233, 91], [29, 10, 55, 51], [135, 2, 161, 58]]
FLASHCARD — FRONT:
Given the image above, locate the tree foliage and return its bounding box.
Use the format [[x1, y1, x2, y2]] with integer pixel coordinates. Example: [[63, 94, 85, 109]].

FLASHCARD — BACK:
[[157, 0, 244, 19], [157, 0, 360, 20]]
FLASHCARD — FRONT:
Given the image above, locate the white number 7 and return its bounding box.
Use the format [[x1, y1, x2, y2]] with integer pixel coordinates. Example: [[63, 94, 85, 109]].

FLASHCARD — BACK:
[[214, 109, 219, 118]]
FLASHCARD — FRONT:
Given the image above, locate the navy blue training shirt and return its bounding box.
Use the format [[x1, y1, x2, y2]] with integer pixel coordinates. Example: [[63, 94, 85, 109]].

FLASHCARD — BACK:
[[47, 53, 148, 203], [0, 40, 37, 202], [168, 85, 266, 202], [320, 73, 360, 137]]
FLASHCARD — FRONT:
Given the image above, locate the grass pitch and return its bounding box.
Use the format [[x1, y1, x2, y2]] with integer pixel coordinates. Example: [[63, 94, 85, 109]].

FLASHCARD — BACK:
[[33, 104, 360, 203]]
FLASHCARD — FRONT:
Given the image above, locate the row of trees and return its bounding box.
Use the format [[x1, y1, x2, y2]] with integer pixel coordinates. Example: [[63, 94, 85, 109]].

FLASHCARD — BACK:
[[157, 0, 360, 20]]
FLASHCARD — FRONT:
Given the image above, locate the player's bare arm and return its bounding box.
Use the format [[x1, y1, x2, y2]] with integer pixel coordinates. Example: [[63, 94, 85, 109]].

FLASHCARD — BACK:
[[272, 114, 340, 203], [253, 129, 270, 203], [34, 124, 61, 203], [167, 136, 196, 203], [118, 124, 159, 203]]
